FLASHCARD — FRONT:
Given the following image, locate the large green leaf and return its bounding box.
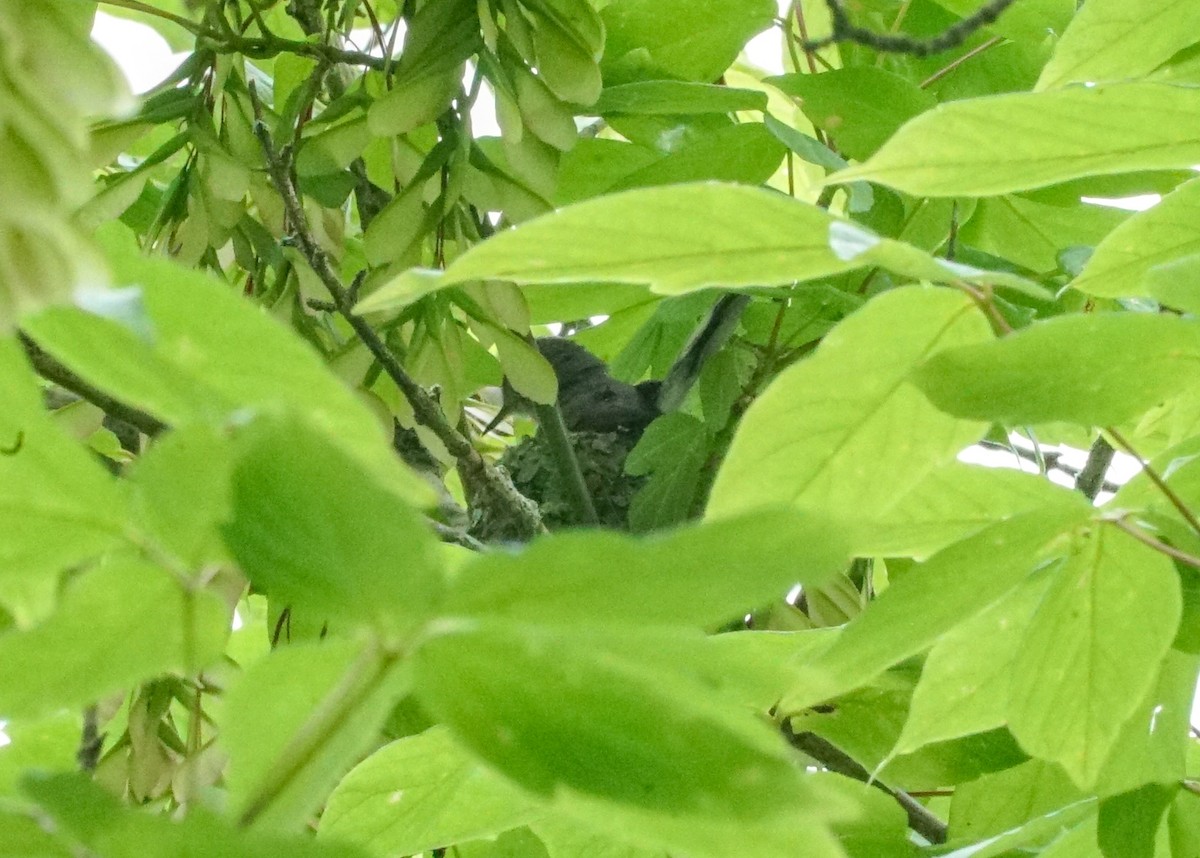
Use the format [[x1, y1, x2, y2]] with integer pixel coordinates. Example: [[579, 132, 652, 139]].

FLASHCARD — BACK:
[[1007, 526, 1182, 788], [778, 507, 1087, 713], [0, 337, 128, 621], [915, 312, 1200, 426], [845, 461, 1087, 558], [600, 0, 775, 83], [957, 195, 1127, 274], [223, 639, 410, 831], [707, 287, 990, 532], [414, 622, 841, 856], [1093, 650, 1199, 796], [444, 183, 851, 294], [1072, 176, 1200, 298], [23, 774, 371, 858], [1037, 0, 1200, 90], [611, 123, 785, 190], [767, 68, 936, 161], [444, 184, 1032, 295], [892, 575, 1049, 756], [0, 559, 228, 719], [832, 83, 1200, 196], [24, 249, 430, 506], [320, 726, 543, 855], [221, 417, 443, 635], [443, 508, 847, 628]]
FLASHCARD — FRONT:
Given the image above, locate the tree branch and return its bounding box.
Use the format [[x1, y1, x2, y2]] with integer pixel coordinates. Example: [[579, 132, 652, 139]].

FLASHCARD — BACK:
[[784, 726, 948, 844], [804, 0, 1014, 58], [246, 82, 542, 540], [1075, 435, 1115, 501], [19, 334, 167, 437]]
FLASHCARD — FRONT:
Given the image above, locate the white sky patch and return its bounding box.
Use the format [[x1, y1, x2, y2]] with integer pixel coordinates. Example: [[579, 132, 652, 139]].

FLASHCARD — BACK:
[[92, 12, 185, 93]]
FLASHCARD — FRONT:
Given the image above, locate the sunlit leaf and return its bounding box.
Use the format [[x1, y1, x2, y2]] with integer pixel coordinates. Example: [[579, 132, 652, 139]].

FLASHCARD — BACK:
[[1037, 0, 1200, 90], [708, 287, 991, 532], [221, 417, 443, 635], [915, 312, 1200, 426], [320, 726, 543, 855], [1008, 526, 1181, 788], [0, 560, 227, 719], [444, 508, 848, 628], [832, 83, 1200, 196], [223, 640, 410, 831], [1072, 176, 1200, 299]]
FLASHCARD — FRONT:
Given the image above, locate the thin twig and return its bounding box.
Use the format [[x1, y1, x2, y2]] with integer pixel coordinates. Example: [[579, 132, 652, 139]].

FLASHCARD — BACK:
[[920, 36, 1004, 88], [804, 0, 1015, 57], [77, 705, 102, 772], [246, 82, 542, 540], [1109, 518, 1200, 570], [98, 0, 206, 34], [19, 334, 167, 436], [1108, 427, 1200, 536], [784, 726, 948, 844]]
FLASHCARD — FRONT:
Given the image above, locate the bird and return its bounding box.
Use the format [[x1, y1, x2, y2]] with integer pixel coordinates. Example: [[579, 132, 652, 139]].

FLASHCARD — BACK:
[[482, 337, 661, 435]]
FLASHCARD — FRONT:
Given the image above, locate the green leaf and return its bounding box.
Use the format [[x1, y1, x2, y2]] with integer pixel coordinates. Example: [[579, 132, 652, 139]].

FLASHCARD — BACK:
[[1097, 784, 1174, 858], [0, 809, 73, 857], [595, 82, 767, 115], [767, 68, 937, 161], [221, 417, 443, 635], [930, 0, 1074, 45], [957, 195, 1128, 274], [1037, 0, 1200, 90], [626, 412, 708, 532], [353, 267, 448, 314], [444, 183, 853, 294], [24, 773, 371, 858], [1094, 650, 1199, 796], [528, 4, 603, 105], [532, 815, 668, 858], [369, 70, 460, 138], [488, 324, 557, 405], [1146, 253, 1200, 314], [414, 622, 842, 856], [1072, 176, 1200, 299], [28, 250, 431, 506], [611, 123, 785, 190], [892, 575, 1049, 756], [223, 639, 410, 831], [845, 461, 1087, 558], [128, 424, 231, 569], [915, 312, 1200, 426], [1008, 526, 1182, 788], [778, 507, 1086, 713], [320, 726, 543, 855], [707, 287, 990, 532], [0, 559, 228, 719], [827, 221, 1050, 297], [950, 759, 1086, 842], [443, 508, 848, 628], [600, 0, 776, 83], [0, 337, 128, 621], [832, 83, 1200, 196]]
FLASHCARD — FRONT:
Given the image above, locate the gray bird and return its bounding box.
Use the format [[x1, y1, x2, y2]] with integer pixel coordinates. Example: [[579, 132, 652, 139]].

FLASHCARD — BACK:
[[483, 337, 661, 435]]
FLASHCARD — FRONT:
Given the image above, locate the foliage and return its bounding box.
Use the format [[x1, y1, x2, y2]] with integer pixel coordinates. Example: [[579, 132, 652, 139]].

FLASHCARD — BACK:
[[1, 0, 1199, 856]]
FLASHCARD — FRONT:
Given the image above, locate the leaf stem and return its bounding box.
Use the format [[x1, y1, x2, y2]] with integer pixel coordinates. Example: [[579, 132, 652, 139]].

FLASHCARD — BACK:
[[783, 726, 948, 844], [1107, 427, 1200, 536], [97, 0, 206, 35], [1109, 517, 1200, 570], [247, 82, 543, 540], [237, 642, 397, 827]]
